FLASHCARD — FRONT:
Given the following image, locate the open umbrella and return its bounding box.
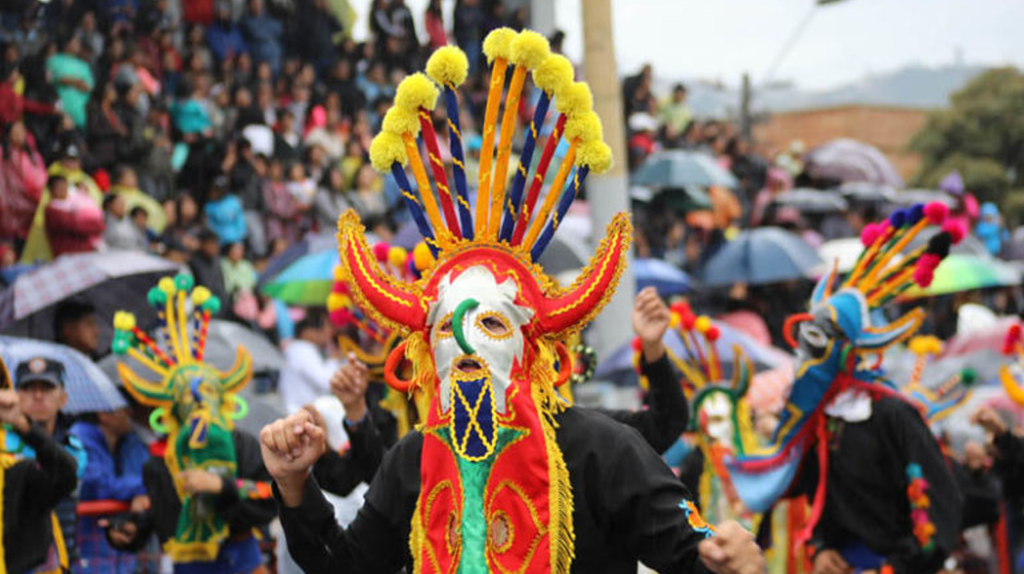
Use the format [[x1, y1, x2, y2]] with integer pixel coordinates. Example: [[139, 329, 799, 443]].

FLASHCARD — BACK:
[[700, 227, 823, 287], [0, 336, 126, 413], [838, 182, 897, 204], [944, 318, 1022, 357], [593, 320, 792, 386], [804, 139, 904, 188], [633, 258, 691, 297], [771, 188, 848, 213], [904, 254, 1021, 298], [631, 150, 738, 189], [650, 186, 713, 214], [0, 251, 181, 347], [261, 248, 337, 306], [258, 233, 338, 288]]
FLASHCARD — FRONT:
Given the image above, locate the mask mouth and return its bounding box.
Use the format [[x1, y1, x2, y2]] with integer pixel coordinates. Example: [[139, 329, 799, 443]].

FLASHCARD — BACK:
[[453, 355, 485, 375]]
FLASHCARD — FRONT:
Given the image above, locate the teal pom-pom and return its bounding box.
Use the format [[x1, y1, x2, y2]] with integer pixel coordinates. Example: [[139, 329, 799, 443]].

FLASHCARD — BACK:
[[148, 287, 167, 307], [111, 335, 130, 355], [203, 296, 222, 315], [961, 368, 977, 386], [174, 274, 194, 291]]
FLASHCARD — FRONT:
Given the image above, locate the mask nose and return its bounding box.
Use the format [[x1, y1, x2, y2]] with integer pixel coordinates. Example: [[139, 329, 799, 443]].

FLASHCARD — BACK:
[[452, 298, 480, 355]]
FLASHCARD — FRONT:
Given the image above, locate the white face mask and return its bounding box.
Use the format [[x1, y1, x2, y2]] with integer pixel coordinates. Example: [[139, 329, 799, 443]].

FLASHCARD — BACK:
[[700, 392, 735, 447], [428, 266, 534, 416]]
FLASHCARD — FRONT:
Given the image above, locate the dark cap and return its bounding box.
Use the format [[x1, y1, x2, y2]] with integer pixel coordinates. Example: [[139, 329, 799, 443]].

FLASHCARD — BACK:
[[15, 357, 66, 389]]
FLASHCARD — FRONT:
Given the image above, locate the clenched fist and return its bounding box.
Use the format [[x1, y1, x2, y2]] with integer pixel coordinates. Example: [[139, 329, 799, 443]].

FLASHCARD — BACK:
[[260, 410, 327, 506], [698, 520, 765, 574], [331, 353, 370, 422], [633, 287, 671, 363]]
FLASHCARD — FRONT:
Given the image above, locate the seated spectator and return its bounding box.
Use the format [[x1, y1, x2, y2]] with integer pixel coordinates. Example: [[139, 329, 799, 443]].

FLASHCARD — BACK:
[[46, 36, 94, 129], [273, 109, 300, 162], [279, 309, 340, 414], [131, 206, 158, 246], [44, 175, 105, 258], [204, 176, 247, 245], [313, 167, 354, 232], [71, 403, 151, 574], [0, 120, 48, 247], [349, 163, 386, 218], [241, 0, 282, 75], [285, 160, 316, 209], [103, 192, 145, 251], [263, 158, 304, 245], [207, 3, 248, 64], [222, 241, 259, 319], [189, 228, 230, 305], [54, 299, 101, 359]]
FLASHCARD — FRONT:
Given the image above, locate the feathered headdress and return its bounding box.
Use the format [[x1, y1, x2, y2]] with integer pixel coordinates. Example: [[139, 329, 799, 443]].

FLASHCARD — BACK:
[[111, 273, 252, 562], [1000, 323, 1024, 406], [339, 29, 626, 574]]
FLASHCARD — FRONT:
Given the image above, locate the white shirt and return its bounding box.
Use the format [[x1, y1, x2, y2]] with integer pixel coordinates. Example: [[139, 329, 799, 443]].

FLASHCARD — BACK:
[[278, 339, 341, 414]]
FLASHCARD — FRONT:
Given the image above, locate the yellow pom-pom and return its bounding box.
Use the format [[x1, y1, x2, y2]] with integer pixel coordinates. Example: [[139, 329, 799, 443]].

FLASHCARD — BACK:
[[158, 277, 177, 295], [669, 312, 681, 329], [694, 316, 712, 334], [413, 242, 435, 271], [333, 265, 346, 283], [327, 292, 344, 312], [533, 54, 573, 95], [192, 286, 211, 306], [555, 82, 593, 118], [483, 27, 516, 63], [395, 73, 439, 111], [114, 311, 137, 332], [564, 110, 603, 144], [426, 46, 469, 87], [388, 246, 408, 268], [369, 132, 409, 172], [909, 335, 943, 356], [576, 140, 613, 174], [382, 107, 421, 136], [510, 30, 550, 70]]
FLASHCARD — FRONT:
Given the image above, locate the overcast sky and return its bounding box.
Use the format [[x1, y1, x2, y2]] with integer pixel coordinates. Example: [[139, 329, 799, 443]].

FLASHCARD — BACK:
[[554, 0, 1024, 90], [350, 0, 1024, 91]]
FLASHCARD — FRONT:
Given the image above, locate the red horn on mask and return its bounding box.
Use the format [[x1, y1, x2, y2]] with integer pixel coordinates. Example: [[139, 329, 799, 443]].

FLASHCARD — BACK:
[[536, 213, 632, 336], [338, 211, 427, 331]]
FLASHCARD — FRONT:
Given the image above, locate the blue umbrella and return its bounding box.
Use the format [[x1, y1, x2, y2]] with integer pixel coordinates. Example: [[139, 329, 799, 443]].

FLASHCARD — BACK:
[[634, 258, 691, 297], [258, 233, 338, 288], [631, 150, 738, 189], [700, 227, 823, 287], [0, 336, 126, 414], [593, 320, 792, 386]]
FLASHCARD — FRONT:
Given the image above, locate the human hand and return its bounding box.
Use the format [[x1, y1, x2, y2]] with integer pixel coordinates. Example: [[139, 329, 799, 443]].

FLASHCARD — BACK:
[[964, 440, 990, 471], [811, 549, 852, 574], [129, 494, 151, 513], [632, 287, 670, 363], [697, 520, 765, 574], [0, 390, 30, 433], [331, 353, 369, 422], [180, 469, 224, 495], [971, 406, 1008, 437], [260, 410, 326, 506], [302, 404, 329, 436], [99, 518, 138, 547]]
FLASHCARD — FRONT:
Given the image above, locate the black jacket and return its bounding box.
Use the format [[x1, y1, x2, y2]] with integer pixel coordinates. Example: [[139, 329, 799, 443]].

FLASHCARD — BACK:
[[277, 407, 712, 574], [312, 409, 388, 498], [3, 424, 79, 574], [603, 352, 689, 454]]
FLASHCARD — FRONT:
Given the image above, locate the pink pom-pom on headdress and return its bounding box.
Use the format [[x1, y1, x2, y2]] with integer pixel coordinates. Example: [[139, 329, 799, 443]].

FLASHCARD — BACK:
[[923, 202, 949, 225], [917, 253, 942, 272], [942, 220, 966, 244], [330, 308, 355, 327], [861, 223, 883, 247], [913, 266, 935, 287], [372, 242, 391, 262]]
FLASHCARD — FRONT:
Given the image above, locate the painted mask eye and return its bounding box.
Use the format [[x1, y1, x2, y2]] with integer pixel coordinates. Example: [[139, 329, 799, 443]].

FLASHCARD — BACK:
[[437, 315, 453, 335], [799, 323, 829, 349], [480, 315, 510, 336]]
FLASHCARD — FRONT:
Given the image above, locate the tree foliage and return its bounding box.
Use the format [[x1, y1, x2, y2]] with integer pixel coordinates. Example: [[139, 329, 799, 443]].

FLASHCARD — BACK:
[[910, 67, 1024, 203]]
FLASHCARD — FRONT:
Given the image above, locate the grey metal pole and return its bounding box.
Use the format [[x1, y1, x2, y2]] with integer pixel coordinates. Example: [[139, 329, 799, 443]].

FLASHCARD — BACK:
[[581, 0, 635, 360]]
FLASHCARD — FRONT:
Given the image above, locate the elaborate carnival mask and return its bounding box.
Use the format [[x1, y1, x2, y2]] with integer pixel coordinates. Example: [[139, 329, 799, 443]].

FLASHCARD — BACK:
[[728, 204, 961, 541], [338, 29, 623, 574], [111, 274, 252, 562]]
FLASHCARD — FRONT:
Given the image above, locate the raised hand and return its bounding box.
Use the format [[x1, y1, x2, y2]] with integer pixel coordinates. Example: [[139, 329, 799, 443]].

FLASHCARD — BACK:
[[0, 390, 30, 433], [698, 520, 765, 574], [632, 287, 670, 362], [331, 353, 370, 422], [260, 410, 327, 506], [971, 406, 1008, 437]]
